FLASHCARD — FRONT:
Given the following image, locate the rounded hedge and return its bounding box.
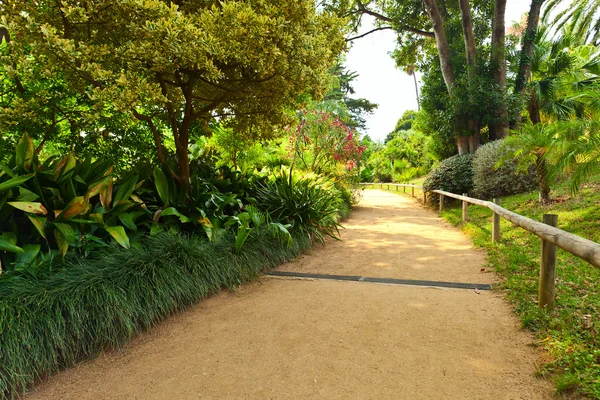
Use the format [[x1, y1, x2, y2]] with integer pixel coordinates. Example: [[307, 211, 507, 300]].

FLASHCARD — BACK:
[[423, 154, 474, 200], [472, 140, 537, 200]]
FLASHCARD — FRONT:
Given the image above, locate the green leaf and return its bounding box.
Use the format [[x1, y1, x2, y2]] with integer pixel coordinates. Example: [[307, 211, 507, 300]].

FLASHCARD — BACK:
[[56, 196, 87, 220], [54, 228, 69, 257], [87, 176, 111, 198], [17, 187, 40, 202], [113, 175, 138, 204], [104, 225, 130, 249], [117, 213, 137, 231], [53, 222, 77, 243], [0, 237, 23, 253], [158, 207, 190, 223], [0, 162, 15, 177], [8, 201, 48, 215], [15, 133, 34, 171], [0, 174, 34, 193], [27, 215, 47, 239], [153, 166, 170, 206], [14, 244, 41, 268]]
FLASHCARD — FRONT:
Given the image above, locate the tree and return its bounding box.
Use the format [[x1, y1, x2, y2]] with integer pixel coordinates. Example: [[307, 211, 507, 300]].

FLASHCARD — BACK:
[[385, 110, 418, 143], [2, 0, 346, 192], [324, 62, 378, 130], [544, 0, 600, 45]]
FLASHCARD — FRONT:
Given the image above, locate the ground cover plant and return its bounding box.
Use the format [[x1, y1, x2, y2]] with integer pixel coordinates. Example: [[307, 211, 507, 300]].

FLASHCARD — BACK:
[[0, 231, 312, 399]]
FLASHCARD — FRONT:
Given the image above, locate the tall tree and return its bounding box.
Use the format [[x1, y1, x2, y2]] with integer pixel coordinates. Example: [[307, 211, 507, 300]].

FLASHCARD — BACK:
[[490, 0, 509, 139], [3, 0, 346, 191]]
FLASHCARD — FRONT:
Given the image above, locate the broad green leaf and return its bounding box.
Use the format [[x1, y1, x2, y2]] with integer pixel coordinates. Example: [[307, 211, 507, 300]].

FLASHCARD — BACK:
[[0, 162, 15, 177], [87, 176, 111, 198], [18, 187, 39, 202], [153, 166, 170, 206], [0, 237, 23, 253], [159, 207, 190, 223], [15, 134, 34, 171], [111, 200, 135, 213], [117, 213, 137, 231], [100, 180, 113, 208], [53, 222, 77, 243], [89, 213, 104, 224], [14, 244, 41, 267], [54, 229, 69, 257], [8, 201, 48, 215], [104, 225, 130, 249], [27, 215, 47, 239], [56, 196, 87, 220], [113, 175, 138, 204], [0, 174, 34, 193], [150, 223, 164, 236]]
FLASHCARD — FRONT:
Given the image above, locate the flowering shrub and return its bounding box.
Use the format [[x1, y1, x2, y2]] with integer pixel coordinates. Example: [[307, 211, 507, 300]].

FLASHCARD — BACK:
[[287, 110, 365, 176]]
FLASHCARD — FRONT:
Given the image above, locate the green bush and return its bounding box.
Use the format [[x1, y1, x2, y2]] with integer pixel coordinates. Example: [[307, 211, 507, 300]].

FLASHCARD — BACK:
[[472, 140, 538, 199], [423, 154, 474, 202], [255, 172, 342, 244], [0, 231, 311, 399]]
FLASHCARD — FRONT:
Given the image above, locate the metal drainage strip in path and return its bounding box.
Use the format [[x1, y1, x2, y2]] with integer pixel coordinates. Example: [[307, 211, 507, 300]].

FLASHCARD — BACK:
[[266, 271, 493, 290]]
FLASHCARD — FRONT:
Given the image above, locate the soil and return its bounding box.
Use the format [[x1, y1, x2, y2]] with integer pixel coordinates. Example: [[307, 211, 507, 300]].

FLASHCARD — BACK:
[[25, 190, 553, 400]]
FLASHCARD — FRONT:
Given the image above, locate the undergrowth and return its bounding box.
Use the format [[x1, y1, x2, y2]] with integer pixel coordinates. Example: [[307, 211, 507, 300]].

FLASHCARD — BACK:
[[374, 177, 600, 398], [0, 231, 311, 399]]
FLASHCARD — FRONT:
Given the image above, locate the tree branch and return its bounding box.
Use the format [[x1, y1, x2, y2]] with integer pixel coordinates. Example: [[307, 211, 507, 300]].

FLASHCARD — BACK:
[[347, 27, 393, 41]]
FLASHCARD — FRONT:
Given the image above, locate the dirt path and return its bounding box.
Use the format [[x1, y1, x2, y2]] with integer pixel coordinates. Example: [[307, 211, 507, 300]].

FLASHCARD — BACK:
[[26, 190, 553, 399]]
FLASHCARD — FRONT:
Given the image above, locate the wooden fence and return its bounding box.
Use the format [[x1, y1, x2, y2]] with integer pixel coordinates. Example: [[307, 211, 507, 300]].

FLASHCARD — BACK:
[[359, 183, 600, 309]]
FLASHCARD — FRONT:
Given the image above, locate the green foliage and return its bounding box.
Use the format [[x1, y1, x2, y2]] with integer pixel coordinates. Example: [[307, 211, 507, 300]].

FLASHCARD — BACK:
[[2, 0, 346, 185], [255, 171, 343, 244], [0, 231, 311, 399], [423, 155, 474, 200], [472, 140, 538, 199], [384, 110, 418, 143]]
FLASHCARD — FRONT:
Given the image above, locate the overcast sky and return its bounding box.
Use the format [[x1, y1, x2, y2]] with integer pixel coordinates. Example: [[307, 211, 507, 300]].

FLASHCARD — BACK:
[[345, 1, 533, 142]]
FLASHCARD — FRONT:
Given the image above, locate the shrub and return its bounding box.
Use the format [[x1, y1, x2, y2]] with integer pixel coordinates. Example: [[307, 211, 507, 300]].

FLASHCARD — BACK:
[[423, 154, 474, 202], [0, 231, 311, 399], [472, 140, 538, 199], [254, 172, 342, 244]]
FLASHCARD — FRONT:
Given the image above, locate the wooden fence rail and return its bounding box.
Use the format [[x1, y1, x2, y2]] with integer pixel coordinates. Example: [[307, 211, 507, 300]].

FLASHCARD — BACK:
[[359, 183, 600, 308]]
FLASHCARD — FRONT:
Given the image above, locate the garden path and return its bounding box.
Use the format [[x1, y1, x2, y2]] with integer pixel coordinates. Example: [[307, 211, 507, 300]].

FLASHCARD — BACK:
[[26, 190, 553, 399]]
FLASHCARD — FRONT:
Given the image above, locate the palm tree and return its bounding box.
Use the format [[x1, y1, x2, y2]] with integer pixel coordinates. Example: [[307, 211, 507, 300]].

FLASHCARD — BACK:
[[404, 64, 420, 111], [502, 124, 556, 203], [544, 0, 600, 45], [525, 28, 600, 124]]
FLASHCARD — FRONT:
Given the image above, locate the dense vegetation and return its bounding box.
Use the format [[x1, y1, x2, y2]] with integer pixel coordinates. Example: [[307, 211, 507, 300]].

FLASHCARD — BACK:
[[2, 0, 600, 398]]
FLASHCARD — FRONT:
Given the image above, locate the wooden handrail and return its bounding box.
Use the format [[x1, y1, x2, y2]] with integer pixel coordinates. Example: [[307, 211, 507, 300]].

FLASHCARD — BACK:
[[432, 189, 600, 269]]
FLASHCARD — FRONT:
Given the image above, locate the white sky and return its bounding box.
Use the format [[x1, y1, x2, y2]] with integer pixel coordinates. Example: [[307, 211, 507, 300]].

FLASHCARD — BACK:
[[345, 1, 533, 142]]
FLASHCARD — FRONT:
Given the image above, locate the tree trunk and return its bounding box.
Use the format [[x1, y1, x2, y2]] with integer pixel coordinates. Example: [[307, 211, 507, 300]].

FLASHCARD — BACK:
[[459, 0, 477, 67], [422, 0, 455, 89], [458, 0, 480, 153], [536, 154, 551, 203], [490, 0, 509, 139], [528, 89, 542, 125], [456, 136, 470, 155], [413, 72, 420, 111], [513, 0, 545, 128]]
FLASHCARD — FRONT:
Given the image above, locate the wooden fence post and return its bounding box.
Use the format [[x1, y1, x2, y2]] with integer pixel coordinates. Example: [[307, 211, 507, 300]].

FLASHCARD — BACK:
[[411, 187, 415, 198], [423, 191, 427, 204], [387, 184, 390, 190], [539, 214, 558, 309], [403, 185, 406, 193], [492, 198, 501, 243], [396, 185, 399, 191], [439, 194, 444, 212], [462, 193, 468, 223]]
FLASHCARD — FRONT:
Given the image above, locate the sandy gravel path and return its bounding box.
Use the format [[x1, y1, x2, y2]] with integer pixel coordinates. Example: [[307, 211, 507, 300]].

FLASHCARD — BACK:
[[26, 190, 553, 399]]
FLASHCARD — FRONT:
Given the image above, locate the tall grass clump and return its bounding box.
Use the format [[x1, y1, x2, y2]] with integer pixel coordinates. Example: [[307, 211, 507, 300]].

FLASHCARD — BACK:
[[0, 231, 310, 399]]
